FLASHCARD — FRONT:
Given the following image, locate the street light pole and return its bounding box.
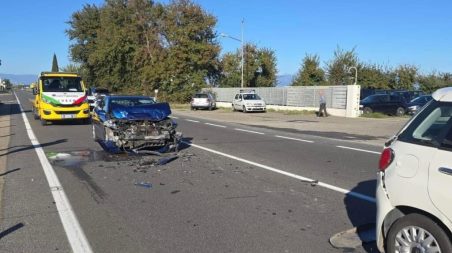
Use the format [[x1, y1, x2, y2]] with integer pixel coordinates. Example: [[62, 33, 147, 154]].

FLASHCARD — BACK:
[[349, 66, 358, 85], [240, 19, 244, 89], [220, 19, 245, 88]]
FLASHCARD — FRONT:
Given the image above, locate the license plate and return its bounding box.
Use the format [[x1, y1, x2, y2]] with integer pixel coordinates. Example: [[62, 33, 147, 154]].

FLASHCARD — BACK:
[[62, 114, 75, 119]]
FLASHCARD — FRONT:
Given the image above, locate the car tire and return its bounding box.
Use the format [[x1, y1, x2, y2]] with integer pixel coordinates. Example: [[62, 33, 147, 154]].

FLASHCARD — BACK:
[[242, 106, 247, 113], [40, 118, 47, 126], [395, 107, 405, 116], [363, 107, 373, 114], [232, 105, 236, 112], [33, 107, 39, 120], [386, 213, 452, 253]]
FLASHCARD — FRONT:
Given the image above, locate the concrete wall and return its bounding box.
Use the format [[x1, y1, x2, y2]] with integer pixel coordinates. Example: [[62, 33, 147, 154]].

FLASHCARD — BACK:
[[207, 85, 361, 118]]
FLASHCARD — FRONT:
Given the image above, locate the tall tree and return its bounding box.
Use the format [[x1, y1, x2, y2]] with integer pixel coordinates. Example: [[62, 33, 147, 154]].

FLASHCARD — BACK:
[[292, 54, 325, 86], [66, 4, 101, 85], [389, 64, 418, 90], [219, 43, 277, 87], [326, 46, 358, 85], [358, 63, 391, 89], [52, 53, 59, 72]]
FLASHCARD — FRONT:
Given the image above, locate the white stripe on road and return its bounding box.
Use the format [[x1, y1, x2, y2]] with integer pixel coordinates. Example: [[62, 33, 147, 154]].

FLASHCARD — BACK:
[[234, 128, 265, 135], [205, 123, 226, 128], [14, 93, 93, 253], [185, 119, 200, 123], [336, 145, 380, 155], [169, 116, 179, 119], [184, 141, 375, 203], [275, 135, 314, 143]]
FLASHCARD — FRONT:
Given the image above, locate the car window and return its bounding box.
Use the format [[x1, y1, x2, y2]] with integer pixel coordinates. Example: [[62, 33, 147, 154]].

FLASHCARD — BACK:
[[398, 101, 452, 147], [194, 94, 208, 98], [42, 77, 83, 92], [380, 95, 390, 102], [441, 126, 452, 150], [242, 94, 261, 100]]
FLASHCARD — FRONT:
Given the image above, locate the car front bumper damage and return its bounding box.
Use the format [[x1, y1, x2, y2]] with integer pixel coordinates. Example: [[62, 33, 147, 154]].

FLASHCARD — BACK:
[[101, 118, 182, 153]]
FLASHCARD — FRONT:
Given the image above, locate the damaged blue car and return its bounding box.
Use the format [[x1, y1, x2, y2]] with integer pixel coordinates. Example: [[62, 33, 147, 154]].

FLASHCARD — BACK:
[[91, 95, 182, 153]]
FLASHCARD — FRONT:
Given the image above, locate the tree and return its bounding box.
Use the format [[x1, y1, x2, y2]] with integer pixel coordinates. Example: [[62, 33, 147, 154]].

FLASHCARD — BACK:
[[418, 71, 452, 93], [219, 43, 277, 87], [52, 53, 59, 72], [291, 54, 325, 86], [358, 63, 391, 89], [389, 64, 418, 90], [326, 46, 358, 85], [66, 4, 101, 85], [67, 0, 220, 101]]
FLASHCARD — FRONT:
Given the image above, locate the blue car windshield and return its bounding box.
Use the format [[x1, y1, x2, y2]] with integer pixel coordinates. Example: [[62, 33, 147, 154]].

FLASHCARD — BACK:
[[110, 97, 155, 109]]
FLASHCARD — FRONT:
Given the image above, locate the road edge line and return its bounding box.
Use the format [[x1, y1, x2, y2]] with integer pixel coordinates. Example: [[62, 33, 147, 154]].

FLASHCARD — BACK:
[[184, 141, 376, 203], [14, 92, 93, 253]]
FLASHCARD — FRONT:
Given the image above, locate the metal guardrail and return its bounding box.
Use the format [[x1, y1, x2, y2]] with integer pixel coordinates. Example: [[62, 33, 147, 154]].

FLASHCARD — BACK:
[[204, 86, 347, 109]]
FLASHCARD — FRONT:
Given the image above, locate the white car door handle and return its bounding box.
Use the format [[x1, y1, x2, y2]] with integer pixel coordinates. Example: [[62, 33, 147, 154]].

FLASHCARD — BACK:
[[439, 167, 452, 176]]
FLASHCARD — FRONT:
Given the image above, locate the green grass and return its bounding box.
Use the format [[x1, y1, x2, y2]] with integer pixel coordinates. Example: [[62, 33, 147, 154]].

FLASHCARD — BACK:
[[170, 103, 190, 110]]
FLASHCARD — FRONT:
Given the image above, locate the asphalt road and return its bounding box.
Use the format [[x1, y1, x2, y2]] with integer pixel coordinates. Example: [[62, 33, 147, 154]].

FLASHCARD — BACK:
[[0, 90, 381, 253]]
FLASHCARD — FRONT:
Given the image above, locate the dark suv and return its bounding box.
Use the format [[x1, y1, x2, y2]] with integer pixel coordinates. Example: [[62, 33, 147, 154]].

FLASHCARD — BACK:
[[360, 94, 407, 116]]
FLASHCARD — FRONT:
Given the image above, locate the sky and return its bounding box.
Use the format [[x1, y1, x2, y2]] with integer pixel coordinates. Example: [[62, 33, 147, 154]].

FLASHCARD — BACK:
[[1, 0, 451, 76]]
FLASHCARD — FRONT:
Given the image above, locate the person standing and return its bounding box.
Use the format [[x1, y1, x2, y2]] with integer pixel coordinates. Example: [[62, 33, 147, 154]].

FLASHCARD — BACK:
[[318, 92, 328, 117]]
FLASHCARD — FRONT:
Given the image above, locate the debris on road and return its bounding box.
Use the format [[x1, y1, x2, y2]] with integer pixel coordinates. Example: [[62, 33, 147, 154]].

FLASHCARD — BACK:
[[134, 182, 152, 189], [300, 178, 319, 186]]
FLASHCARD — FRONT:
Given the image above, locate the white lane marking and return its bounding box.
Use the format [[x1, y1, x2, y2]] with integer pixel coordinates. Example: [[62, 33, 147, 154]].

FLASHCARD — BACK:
[[185, 119, 200, 123], [169, 116, 179, 119], [205, 123, 226, 128], [275, 135, 314, 143], [336, 145, 380, 155], [234, 128, 265, 135], [14, 93, 93, 253], [183, 141, 376, 203]]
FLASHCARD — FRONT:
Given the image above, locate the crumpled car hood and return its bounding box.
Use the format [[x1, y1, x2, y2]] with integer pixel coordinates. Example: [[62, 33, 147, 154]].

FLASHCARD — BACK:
[[111, 102, 172, 121]]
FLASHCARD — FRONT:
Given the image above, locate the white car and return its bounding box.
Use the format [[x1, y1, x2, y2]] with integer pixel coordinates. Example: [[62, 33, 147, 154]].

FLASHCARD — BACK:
[[190, 93, 216, 110], [376, 87, 452, 252], [232, 92, 266, 112]]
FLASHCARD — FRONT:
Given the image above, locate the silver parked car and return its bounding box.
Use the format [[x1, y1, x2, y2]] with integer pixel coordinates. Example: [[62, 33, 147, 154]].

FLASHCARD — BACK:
[[190, 93, 216, 110]]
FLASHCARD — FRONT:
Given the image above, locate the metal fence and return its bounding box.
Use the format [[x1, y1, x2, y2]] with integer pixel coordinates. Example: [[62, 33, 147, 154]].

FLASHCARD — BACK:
[[204, 86, 348, 109]]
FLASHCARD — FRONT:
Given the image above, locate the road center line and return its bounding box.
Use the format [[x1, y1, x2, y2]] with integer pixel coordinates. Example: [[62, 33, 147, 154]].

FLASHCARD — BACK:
[[275, 135, 314, 143], [336, 145, 380, 155], [185, 119, 200, 123], [14, 93, 93, 253], [205, 123, 226, 128], [183, 141, 376, 203], [234, 128, 265, 135]]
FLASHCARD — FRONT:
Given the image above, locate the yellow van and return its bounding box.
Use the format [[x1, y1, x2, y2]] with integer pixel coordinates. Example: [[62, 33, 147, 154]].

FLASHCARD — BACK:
[[33, 72, 90, 125]]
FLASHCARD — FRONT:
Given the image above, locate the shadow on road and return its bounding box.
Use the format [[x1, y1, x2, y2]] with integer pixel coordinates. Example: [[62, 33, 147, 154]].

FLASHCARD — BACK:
[[0, 223, 25, 239], [0, 168, 21, 177], [0, 139, 68, 157], [343, 179, 379, 252]]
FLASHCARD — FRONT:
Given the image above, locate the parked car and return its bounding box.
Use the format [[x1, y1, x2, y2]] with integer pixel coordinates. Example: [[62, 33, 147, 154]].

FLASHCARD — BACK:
[[407, 95, 433, 114], [92, 95, 182, 153], [190, 92, 216, 110], [376, 87, 452, 253], [87, 87, 110, 110], [360, 94, 407, 116], [232, 91, 266, 112]]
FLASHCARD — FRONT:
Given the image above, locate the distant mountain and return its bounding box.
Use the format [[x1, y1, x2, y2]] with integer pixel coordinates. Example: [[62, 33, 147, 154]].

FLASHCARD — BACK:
[[0, 73, 37, 85], [276, 74, 294, 87]]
